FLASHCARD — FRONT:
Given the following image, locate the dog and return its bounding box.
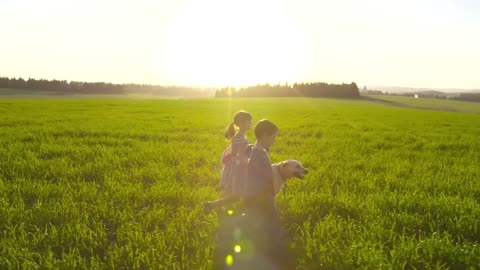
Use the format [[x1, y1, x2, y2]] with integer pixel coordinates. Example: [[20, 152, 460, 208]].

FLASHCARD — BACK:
[[271, 160, 309, 196], [205, 158, 308, 214]]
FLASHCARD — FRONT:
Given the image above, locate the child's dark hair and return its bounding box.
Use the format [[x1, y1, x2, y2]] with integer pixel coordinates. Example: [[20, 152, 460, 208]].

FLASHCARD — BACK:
[[254, 119, 278, 139], [224, 111, 253, 140]]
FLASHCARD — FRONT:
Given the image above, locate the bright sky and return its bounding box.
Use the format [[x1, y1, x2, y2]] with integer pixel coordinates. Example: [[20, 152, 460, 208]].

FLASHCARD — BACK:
[[1, 0, 479, 89]]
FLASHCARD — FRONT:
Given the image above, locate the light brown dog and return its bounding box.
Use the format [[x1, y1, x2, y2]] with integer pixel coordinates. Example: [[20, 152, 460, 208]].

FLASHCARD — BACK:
[[272, 159, 309, 196]]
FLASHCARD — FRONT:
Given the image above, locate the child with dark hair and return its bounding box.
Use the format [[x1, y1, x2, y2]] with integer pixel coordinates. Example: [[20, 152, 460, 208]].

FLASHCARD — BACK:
[[204, 111, 253, 213], [242, 119, 293, 269], [243, 119, 278, 200]]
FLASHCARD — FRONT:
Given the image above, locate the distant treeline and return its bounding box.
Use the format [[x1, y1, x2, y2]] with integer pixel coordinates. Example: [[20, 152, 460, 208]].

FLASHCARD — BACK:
[[453, 93, 480, 102], [215, 82, 360, 99], [1, 77, 362, 99], [0, 77, 212, 97]]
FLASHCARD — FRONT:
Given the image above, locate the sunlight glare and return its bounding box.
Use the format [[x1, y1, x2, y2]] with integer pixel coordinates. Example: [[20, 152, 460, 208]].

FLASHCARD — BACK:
[[154, 0, 307, 87]]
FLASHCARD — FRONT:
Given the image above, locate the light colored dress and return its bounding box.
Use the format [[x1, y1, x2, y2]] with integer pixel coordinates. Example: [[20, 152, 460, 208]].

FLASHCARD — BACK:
[[219, 133, 249, 196]]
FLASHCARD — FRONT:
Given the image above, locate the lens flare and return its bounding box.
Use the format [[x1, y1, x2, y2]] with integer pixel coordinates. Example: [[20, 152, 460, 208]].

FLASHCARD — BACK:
[[225, 254, 234, 266]]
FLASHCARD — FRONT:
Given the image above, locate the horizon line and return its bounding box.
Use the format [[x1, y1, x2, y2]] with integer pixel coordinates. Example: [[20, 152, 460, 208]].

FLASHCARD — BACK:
[[2, 75, 479, 92]]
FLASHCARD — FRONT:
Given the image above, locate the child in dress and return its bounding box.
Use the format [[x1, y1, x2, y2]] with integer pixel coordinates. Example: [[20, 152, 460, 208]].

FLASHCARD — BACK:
[[204, 111, 253, 213]]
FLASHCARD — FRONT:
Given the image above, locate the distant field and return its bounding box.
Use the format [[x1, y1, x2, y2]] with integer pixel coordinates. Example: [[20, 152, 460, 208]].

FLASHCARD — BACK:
[[0, 88, 58, 96], [367, 94, 480, 114], [0, 97, 479, 269], [0, 88, 187, 99]]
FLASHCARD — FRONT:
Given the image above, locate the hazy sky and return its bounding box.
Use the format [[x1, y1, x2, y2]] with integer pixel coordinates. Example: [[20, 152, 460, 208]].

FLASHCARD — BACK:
[[1, 0, 479, 89]]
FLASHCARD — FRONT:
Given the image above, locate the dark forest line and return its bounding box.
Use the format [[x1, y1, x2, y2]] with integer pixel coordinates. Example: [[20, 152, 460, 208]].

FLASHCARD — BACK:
[[1, 76, 362, 99], [215, 82, 360, 98], [0, 77, 212, 97]]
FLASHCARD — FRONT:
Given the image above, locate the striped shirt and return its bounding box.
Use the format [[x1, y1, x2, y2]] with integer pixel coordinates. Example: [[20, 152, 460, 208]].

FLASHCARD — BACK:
[[231, 133, 248, 157]]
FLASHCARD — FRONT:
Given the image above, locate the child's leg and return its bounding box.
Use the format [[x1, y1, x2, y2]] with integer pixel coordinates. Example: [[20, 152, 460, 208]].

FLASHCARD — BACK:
[[204, 194, 239, 213], [211, 194, 238, 208]]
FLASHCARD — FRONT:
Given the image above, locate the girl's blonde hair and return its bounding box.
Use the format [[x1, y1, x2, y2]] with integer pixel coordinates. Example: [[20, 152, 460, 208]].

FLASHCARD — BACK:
[[224, 111, 252, 140]]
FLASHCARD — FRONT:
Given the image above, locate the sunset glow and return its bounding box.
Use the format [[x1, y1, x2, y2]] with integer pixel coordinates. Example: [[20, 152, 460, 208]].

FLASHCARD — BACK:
[[1, 0, 479, 89], [152, 0, 308, 86]]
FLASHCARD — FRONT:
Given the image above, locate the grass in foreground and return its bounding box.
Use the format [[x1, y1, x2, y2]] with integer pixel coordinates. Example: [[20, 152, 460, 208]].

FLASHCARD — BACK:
[[0, 97, 479, 269]]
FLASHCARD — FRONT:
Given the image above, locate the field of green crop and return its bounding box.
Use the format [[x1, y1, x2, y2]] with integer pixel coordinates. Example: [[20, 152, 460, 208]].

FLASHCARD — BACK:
[[367, 94, 480, 114], [0, 97, 479, 269]]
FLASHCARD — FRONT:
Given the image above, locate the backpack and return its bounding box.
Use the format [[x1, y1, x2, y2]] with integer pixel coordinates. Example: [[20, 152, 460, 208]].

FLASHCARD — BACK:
[[220, 144, 233, 167], [220, 143, 253, 167]]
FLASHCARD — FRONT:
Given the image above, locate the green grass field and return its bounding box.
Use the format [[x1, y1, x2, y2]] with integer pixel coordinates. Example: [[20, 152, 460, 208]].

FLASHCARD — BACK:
[[0, 97, 479, 269]]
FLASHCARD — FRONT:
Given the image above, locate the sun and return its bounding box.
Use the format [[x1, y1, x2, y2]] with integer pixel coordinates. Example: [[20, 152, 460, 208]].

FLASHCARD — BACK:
[[153, 0, 308, 87]]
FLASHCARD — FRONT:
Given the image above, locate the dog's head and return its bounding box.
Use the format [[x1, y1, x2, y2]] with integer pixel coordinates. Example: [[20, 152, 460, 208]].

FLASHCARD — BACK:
[[280, 160, 309, 180]]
